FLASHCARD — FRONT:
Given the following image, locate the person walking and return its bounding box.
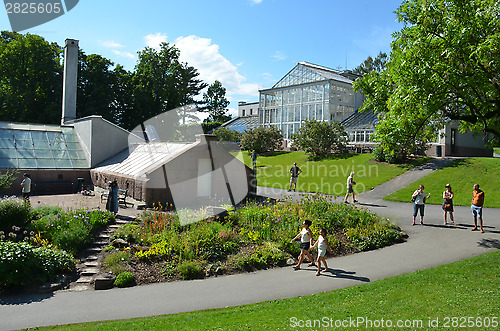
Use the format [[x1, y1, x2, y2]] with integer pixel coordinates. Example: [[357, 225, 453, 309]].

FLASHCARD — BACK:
[[106, 180, 119, 214], [442, 184, 455, 225], [291, 220, 315, 270], [344, 172, 357, 203], [412, 184, 430, 225], [471, 184, 484, 233], [310, 228, 333, 276], [288, 162, 302, 192], [20, 173, 31, 203]]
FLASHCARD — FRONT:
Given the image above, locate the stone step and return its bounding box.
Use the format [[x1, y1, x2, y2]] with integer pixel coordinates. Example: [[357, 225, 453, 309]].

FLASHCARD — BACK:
[[85, 247, 102, 254], [75, 275, 94, 284], [108, 224, 121, 230], [97, 233, 111, 239], [69, 283, 90, 292], [85, 255, 99, 261], [94, 240, 109, 246], [81, 268, 100, 276], [84, 261, 99, 268]]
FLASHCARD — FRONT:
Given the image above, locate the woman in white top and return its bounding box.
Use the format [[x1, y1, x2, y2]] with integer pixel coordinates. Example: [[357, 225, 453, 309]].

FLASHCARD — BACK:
[[412, 184, 430, 225], [311, 228, 333, 276], [291, 220, 315, 270]]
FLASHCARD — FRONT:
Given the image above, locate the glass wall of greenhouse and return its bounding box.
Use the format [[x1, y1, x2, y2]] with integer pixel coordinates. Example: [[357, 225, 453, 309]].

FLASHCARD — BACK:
[[259, 62, 363, 140]]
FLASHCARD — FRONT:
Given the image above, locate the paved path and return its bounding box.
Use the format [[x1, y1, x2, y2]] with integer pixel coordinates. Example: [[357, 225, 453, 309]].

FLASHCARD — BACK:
[[1, 159, 499, 330]]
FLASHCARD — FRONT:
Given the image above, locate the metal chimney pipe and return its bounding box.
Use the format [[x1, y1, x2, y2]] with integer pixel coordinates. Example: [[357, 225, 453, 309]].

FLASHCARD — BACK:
[[61, 39, 79, 125]]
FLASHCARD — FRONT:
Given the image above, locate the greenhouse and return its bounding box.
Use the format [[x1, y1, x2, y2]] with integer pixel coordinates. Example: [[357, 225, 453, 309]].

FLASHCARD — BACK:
[[259, 62, 365, 140]]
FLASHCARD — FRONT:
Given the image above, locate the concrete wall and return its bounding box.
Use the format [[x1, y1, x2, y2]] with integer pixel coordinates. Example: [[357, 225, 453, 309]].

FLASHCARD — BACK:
[[429, 122, 492, 157], [0, 169, 91, 196], [73, 116, 131, 167]]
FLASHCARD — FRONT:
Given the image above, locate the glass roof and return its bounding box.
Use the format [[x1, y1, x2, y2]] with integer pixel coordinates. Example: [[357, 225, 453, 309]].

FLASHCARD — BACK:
[[0, 122, 89, 169], [272, 62, 353, 89]]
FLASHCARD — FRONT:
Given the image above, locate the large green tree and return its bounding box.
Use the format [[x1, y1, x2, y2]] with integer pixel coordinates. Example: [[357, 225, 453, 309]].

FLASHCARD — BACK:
[[353, 51, 388, 75], [391, 0, 500, 141], [202, 80, 231, 123], [129, 43, 206, 131], [0, 32, 62, 124]]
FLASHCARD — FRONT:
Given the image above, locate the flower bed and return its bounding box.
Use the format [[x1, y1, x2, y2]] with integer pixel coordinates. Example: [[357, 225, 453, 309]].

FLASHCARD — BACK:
[[102, 195, 404, 284]]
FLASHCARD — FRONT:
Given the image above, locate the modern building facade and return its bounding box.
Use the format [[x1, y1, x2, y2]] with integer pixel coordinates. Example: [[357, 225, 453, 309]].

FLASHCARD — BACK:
[[259, 62, 364, 142]]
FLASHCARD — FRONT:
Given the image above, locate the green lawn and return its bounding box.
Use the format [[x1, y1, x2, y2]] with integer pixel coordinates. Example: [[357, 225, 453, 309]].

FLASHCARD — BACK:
[[40, 249, 500, 330], [237, 151, 429, 196], [494, 147, 500, 155], [385, 157, 500, 208]]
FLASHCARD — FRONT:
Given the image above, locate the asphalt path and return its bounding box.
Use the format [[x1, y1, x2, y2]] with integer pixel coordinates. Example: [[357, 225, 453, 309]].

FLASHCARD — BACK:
[[1, 159, 499, 330]]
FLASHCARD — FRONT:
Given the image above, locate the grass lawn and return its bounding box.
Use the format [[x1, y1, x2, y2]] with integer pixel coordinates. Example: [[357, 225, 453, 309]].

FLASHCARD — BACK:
[[40, 250, 500, 330], [494, 147, 500, 155], [385, 157, 500, 208], [236, 151, 429, 196]]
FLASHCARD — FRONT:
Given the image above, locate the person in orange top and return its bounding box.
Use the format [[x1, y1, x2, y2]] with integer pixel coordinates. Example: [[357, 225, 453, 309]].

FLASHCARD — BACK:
[[471, 184, 485, 233]]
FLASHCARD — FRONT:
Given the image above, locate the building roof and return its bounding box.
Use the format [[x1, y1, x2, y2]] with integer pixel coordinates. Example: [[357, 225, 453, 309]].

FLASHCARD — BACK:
[[341, 111, 379, 130], [221, 115, 259, 133], [0, 121, 89, 169], [93, 142, 195, 178], [267, 62, 356, 90]]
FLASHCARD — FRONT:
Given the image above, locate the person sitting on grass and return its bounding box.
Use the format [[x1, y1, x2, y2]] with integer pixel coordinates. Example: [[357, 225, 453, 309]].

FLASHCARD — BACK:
[[291, 220, 315, 270], [311, 228, 333, 276]]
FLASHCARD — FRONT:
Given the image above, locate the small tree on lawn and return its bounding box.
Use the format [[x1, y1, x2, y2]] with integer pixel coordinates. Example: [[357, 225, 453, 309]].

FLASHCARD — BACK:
[[291, 120, 348, 158], [240, 126, 282, 153], [213, 127, 242, 142], [0, 170, 18, 190]]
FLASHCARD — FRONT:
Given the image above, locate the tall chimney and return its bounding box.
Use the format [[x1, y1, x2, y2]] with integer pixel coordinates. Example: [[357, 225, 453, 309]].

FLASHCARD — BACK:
[[61, 39, 79, 125]]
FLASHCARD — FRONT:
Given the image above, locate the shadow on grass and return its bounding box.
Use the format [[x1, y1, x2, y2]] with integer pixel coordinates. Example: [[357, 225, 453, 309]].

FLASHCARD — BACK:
[[307, 153, 359, 162], [440, 158, 470, 169]]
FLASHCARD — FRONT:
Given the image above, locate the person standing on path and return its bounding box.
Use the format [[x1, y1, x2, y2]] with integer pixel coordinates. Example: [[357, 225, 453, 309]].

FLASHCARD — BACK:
[[442, 184, 455, 225], [251, 150, 257, 168], [291, 220, 315, 270], [106, 180, 119, 214], [344, 172, 357, 203], [471, 184, 485, 233], [20, 173, 31, 203], [289, 162, 302, 192], [412, 184, 430, 225]]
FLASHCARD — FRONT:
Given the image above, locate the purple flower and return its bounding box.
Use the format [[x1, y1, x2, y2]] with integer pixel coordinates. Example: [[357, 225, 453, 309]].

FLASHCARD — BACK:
[[67, 221, 70, 224]]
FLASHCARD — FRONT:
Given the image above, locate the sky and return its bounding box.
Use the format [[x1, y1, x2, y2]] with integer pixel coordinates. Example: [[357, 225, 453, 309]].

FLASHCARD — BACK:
[[1, 0, 404, 118]]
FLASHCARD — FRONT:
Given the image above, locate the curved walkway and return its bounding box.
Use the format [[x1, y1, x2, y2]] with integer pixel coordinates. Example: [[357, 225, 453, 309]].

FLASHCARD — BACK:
[[1, 159, 499, 330]]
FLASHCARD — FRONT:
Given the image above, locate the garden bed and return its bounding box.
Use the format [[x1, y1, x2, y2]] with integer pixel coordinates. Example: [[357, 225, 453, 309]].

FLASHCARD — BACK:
[[99, 195, 405, 285]]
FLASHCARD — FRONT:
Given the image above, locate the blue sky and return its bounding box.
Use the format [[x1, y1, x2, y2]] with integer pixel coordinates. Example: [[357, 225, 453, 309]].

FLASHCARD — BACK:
[[1, 0, 404, 117]]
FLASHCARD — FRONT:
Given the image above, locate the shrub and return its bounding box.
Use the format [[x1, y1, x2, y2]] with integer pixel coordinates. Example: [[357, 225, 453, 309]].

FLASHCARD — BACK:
[[0, 197, 31, 234], [0, 241, 74, 289], [114, 271, 135, 287], [237, 244, 288, 270], [213, 127, 242, 142], [177, 261, 203, 280], [112, 223, 142, 244], [240, 126, 283, 153], [30, 208, 113, 255], [291, 120, 348, 157], [103, 251, 130, 275]]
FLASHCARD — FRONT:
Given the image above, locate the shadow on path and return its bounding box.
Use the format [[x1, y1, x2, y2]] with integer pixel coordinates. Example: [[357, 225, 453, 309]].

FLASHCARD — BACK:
[[0, 292, 53, 305], [478, 238, 500, 249]]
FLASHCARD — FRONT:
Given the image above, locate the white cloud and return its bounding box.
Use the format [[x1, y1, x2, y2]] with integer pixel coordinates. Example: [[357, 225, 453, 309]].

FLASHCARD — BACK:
[[251, 0, 263, 4], [112, 50, 136, 60], [271, 50, 286, 61], [174, 35, 259, 97], [144, 33, 168, 50], [99, 40, 124, 49]]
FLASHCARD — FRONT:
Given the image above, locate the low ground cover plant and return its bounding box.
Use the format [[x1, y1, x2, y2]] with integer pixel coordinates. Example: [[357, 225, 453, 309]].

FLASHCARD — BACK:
[[0, 199, 115, 292], [106, 195, 404, 285]]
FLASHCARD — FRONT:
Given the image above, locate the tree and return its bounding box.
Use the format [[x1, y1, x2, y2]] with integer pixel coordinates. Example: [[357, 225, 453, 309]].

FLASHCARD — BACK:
[[240, 126, 282, 154], [202, 80, 231, 123], [290, 120, 348, 158], [0, 32, 62, 124], [213, 127, 242, 142], [130, 43, 207, 131], [0, 170, 18, 190], [353, 51, 388, 75], [77, 52, 118, 122], [391, 0, 500, 142]]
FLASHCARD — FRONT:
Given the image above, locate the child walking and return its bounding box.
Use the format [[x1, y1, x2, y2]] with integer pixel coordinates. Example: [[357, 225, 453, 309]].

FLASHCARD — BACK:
[[311, 228, 333, 276], [291, 220, 315, 270]]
